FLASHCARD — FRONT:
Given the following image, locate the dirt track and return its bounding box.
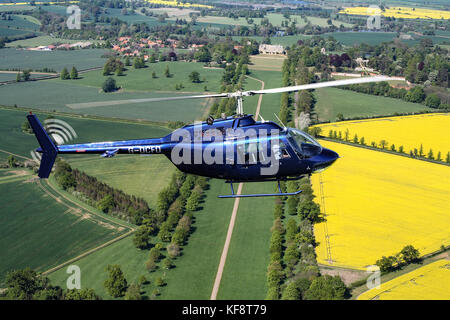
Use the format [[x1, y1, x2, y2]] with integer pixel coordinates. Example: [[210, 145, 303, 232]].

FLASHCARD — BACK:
[[210, 76, 264, 300]]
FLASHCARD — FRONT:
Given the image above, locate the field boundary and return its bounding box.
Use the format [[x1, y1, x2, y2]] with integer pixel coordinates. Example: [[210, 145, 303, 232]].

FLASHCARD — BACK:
[[318, 137, 450, 167], [39, 178, 136, 276]]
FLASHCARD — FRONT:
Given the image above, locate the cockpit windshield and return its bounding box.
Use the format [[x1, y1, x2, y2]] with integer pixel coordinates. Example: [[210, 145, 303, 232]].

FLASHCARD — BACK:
[[287, 128, 322, 158]]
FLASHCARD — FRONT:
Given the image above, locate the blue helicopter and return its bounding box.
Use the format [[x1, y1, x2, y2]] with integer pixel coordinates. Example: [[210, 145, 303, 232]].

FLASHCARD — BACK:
[[27, 76, 389, 198]]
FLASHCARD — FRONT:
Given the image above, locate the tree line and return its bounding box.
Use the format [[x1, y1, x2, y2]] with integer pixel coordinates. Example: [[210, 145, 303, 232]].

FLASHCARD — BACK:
[[1, 268, 100, 300], [54, 159, 153, 225], [325, 128, 450, 165], [266, 177, 348, 300], [340, 82, 448, 110]]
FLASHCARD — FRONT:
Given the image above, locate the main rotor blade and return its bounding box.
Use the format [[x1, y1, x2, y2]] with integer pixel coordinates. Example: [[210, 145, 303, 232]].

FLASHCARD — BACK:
[[66, 93, 229, 109], [246, 76, 392, 95]]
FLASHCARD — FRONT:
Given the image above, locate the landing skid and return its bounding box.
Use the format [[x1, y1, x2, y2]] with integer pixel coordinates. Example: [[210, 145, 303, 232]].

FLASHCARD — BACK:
[[218, 179, 303, 199]]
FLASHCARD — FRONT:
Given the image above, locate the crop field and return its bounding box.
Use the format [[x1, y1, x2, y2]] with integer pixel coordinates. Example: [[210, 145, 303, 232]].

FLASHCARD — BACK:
[[0, 14, 40, 30], [0, 171, 128, 285], [0, 108, 171, 158], [340, 6, 450, 20], [97, 8, 163, 28], [0, 48, 108, 71], [67, 155, 175, 206], [358, 259, 450, 300], [311, 140, 450, 270], [315, 113, 450, 158], [49, 178, 235, 299], [6, 36, 103, 48], [323, 32, 398, 46], [249, 54, 286, 72], [314, 87, 432, 122], [192, 13, 353, 29], [0, 81, 210, 122]]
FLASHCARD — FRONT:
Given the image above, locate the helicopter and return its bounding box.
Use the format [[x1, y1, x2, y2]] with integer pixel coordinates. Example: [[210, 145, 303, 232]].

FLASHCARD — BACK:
[[27, 76, 390, 198]]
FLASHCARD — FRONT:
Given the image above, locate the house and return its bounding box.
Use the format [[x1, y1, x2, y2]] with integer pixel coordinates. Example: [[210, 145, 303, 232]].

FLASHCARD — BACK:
[[258, 44, 285, 55]]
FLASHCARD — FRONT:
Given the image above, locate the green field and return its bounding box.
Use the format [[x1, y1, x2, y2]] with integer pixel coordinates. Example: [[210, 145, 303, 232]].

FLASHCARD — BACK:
[[0, 48, 108, 71], [48, 178, 236, 299], [0, 108, 172, 159], [67, 155, 175, 206], [216, 183, 275, 299], [179, 13, 354, 29], [323, 32, 398, 46], [0, 172, 129, 285], [0, 61, 225, 122], [314, 87, 433, 122], [0, 14, 40, 35], [60, 61, 223, 93]]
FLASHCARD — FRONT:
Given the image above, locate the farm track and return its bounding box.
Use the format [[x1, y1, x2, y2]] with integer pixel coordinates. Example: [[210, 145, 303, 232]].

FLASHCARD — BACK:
[[210, 75, 264, 300], [36, 178, 136, 276]]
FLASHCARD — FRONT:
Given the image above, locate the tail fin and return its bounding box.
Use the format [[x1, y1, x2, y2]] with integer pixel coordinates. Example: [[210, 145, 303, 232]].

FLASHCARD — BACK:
[[27, 113, 58, 178]]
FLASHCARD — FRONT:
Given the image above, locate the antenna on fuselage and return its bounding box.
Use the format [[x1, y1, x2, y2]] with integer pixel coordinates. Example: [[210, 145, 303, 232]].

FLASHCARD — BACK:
[[274, 113, 287, 131]]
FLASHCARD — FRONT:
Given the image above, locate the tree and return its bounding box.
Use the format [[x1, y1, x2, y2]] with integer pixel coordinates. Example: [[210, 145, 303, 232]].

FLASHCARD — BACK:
[[64, 288, 100, 300], [304, 275, 347, 300], [405, 86, 425, 103], [189, 71, 201, 83], [124, 56, 131, 66], [155, 277, 165, 287], [115, 65, 124, 76], [5, 268, 62, 300], [400, 245, 420, 264], [164, 65, 171, 78], [7, 155, 16, 168], [152, 71, 157, 78], [265, 286, 279, 300], [16, 72, 21, 82], [70, 66, 78, 79], [97, 194, 114, 213], [102, 77, 118, 92], [162, 257, 173, 270], [104, 265, 127, 298], [133, 225, 153, 249], [376, 255, 396, 272], [427, 148, 434, 160], [145, 257, 157, 272], [60, 67, 69, 80], [124, 284, 141, 300], [425, 94, 441, 108], [194, 47, 211, 62], [22, 69, 31, 81], [379, 139, 388, 149], [149, 247, 161, 262], [167, 242, 181, 258], [281, 281, 300, 300]]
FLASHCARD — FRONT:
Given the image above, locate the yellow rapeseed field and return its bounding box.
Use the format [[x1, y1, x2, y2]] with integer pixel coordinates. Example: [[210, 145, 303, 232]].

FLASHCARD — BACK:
[[358, 259, 450, 300], [311, 140, 450, 270], [315, 113, 450, 160], [339, 6, 450, 20], [144, 0, 213, 9]]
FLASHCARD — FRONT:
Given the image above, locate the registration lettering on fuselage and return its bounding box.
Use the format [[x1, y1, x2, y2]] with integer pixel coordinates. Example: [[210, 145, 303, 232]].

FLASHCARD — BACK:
[[128, 146, 161, 154]]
